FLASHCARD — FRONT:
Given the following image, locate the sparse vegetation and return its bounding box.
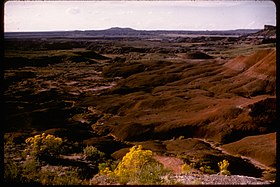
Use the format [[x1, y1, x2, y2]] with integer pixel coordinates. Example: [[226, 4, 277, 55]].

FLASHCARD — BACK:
[[98, 159, 118, 175], [181, 163, 192, 174], [113, 145, 169, 184], [96, 145, 170, 185], [24, 133, 63, 160], [4, 154, 88, 185], [218, 160, 231, 175], [39, 167, 87, 185], [4, 134, 90, 185], [4, 156, 25, 184], [199, 165, 216, 174], [178, 135, 185, 140], [83, 145, 106, 161]]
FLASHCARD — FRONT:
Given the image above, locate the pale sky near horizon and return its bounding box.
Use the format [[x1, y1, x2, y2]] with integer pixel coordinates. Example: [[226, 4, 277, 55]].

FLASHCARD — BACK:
[[4, 0, 276, 32]]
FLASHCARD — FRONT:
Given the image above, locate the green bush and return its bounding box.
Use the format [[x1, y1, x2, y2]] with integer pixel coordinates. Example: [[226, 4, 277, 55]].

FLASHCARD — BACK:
[[98, 160, 118, 174], [4, 157, 24, 184], [4, 156, 41, 184], [4, 155, 87, 185], [83, 145, 106, 161], [22, 158, 41, 180], [39, 168, 88, 185], [199, 165, 215, 174]]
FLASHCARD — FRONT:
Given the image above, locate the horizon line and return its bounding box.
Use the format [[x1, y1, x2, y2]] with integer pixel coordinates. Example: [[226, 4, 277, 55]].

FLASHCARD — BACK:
[[4, 26, 269, 33]]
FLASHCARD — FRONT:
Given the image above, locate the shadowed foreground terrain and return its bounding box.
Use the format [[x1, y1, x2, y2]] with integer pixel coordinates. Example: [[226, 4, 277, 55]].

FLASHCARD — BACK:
[[4, 27, 276, 184]]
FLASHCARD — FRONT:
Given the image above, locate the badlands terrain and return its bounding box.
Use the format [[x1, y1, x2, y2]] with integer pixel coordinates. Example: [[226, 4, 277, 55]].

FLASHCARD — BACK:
[[3, 26, 276, 184]]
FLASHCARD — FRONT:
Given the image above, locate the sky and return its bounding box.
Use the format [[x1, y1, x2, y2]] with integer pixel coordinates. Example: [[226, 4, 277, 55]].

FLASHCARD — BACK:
[[4, 0, 276, 32]]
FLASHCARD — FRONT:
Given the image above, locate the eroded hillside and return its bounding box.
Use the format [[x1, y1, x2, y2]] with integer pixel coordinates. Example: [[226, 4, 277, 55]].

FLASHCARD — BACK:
[[79, 48, 276, 144]]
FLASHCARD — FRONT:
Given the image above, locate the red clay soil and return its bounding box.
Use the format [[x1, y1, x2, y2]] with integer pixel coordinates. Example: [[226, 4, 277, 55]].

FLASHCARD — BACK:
[[244, 48, 276, 77], [80, 48, 276, 145], [154, 155, 184, 174]]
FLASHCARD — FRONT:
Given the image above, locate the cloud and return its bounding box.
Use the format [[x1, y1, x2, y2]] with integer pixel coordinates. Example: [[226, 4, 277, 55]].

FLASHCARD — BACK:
[[247, 21, 256, 27], [119, 10, 133, 15], [184, 1, 245, 8], [67, 7, 80, 15]]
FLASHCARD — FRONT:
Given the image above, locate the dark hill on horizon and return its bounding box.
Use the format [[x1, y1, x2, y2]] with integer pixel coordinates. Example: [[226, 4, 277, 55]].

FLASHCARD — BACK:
[[246, 25, 276, 38], [4, 27, 261, 39]]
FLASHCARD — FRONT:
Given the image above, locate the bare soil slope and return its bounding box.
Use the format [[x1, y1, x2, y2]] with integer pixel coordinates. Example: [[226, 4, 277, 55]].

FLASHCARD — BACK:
[[222, 132, 276, 168], [80, 48, 276, 145]]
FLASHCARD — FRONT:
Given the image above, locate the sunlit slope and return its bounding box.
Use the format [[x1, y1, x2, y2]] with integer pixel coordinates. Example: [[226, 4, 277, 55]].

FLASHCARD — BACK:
[[79, 48, 276, 144]]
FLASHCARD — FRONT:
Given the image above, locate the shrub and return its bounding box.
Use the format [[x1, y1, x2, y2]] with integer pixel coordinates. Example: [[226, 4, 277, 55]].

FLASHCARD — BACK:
[[25, 133, 62, 160], [99, 166, 115, 177], [5, 156, 88, 185], [21, 158, 42, 183], [199, 165, 215, 174], [4, 157, 24, 184], [98, 160, 118, 176], [218, 160, 231, 175], [113, 145, 168, 184], [181, 163, 191, 174], [27, 162, 88, 185], [83, 145, 105, 161], [178, 136, 185, 140], [39, 168, 87, 185], [5, 156, 41, 184]]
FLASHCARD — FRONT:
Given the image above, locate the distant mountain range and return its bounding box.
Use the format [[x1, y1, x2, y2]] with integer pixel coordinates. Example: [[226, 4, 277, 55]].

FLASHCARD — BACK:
[[4, 27, 262, 39]]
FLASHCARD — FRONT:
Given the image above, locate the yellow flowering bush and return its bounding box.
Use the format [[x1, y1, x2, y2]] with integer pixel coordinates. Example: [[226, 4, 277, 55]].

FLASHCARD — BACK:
[[99, 166, 115, 177], [218, 159, 231, 175], [98, 161, 118, 177], [113, 145, 167, 184], [25, 133, 63, 159], [181, 163, 191, 174]]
